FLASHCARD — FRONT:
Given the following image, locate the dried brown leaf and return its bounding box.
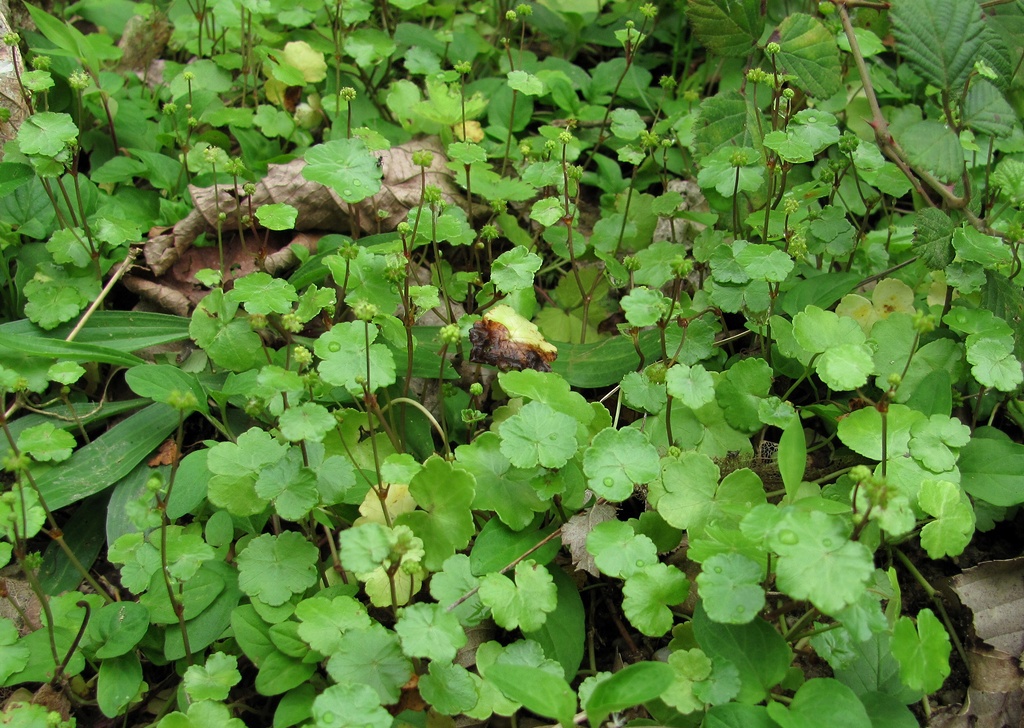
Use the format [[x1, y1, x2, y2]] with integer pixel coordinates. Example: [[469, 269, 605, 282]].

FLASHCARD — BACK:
[[561, 503, 617, 576]]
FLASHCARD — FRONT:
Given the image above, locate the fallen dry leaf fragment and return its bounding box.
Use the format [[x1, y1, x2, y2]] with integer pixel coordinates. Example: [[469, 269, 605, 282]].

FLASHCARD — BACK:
[[562, 503, 617, 577]]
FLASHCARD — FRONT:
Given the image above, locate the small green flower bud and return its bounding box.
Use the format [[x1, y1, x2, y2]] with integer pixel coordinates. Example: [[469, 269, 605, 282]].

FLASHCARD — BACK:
[[217, 212, 227, 221], [469, 382, 484, 396], [682, 89, 699, 103], [163, 102, 177, 115], [243, 182, 256, 196], [505, 10, 518, 21], [765, 41, 781, 55], [461, 408, 486, 424], [187, 116, 198, 128], [838, 133, 859, 154], [31, 55, 51, 71], [3, 32, 21, 46], [249, 313, 268, 329], [3, 452, 29, 474], [293, 345, 313, 365], [397, 222, 413, 237], [182, 70, 195, 81], [481, 224, 499, 240], [146, 473, 164, 492], [623, 255, 641, 272], [789, 233, 808, 258], [412, 150, 434, 167], [646, 361, 668, 384], [558, 130, 573, 145], [68, 70, 90, 90], [281, 312, 303, 333], [640, 3, 658, 18], [377, 209, 389, 220], [849, 465, 872, 483], [168, 390, 199, 411], [439, 323, 461, 346], [729, 149, 748, 167], [516, 4, 532, 16], [912, 311, 936, 334], [625, 20, 635, 29], [782, 196, 800, 215], [640, 130, 660, 148], [666, 445, 682, 458], [454, 61, 472, 75], [671, 255, 693, 278], [782, 87, 795, 100], [887, 372, 902, 388], [659, 75, 677, 89], [818, 1, 835, 15], [339, 241, 360, 260], [423, 185, 442, 204], [352, 299, 378, 321]]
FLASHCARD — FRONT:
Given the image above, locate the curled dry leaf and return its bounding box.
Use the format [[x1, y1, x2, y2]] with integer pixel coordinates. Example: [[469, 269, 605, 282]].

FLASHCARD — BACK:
[[0, 6, 31, 160], [143, 138, 466, 277], [561, 503, 617, 577]]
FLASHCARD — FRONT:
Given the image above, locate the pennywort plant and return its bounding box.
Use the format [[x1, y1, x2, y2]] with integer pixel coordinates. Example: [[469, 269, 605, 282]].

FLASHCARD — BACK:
[[0, 0, 1023, 725]]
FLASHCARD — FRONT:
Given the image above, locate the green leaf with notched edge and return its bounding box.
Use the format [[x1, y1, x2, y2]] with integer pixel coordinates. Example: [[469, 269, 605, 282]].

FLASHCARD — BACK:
[[583, 427, 660, 502], [692, 603, 793, 705], [394, 603, 467, 662], [326, 625, 413, 704], [766, 679, 871, 728], [487, 664, 576, 728], [499, 401, 579, 469], [918, 480, 975, 558], [585, 661, 675, 728], [776, 14, 842, 98], [982, 270, 1024, 361], [685, 0, 764, 57], [890, 0, 987, 94], [891, 609, 951, 694], [479, 560, 558, 632], [586, 520, 658, 579], [622, 562, 690, 636], [302, 139, 383, 203], [697, 553, 766, 624], [395, 455, 475, 572]]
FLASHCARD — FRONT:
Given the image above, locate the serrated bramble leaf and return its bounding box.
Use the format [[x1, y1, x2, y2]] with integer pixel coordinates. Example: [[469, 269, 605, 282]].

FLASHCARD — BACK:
[[890, 0, 986, 93], [685, 0, 764, 57], [776, 13, 842, 98]]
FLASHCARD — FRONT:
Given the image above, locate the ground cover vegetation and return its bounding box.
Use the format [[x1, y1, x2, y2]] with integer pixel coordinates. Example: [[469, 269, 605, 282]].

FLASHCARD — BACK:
[[0, 0, 1023, 725]]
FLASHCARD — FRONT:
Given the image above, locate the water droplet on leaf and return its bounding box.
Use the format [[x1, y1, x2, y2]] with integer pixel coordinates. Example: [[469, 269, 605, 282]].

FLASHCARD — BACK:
[[603, 477, 614, 487], [328, 342, 341, 352], [777, 529, 799, 545]]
